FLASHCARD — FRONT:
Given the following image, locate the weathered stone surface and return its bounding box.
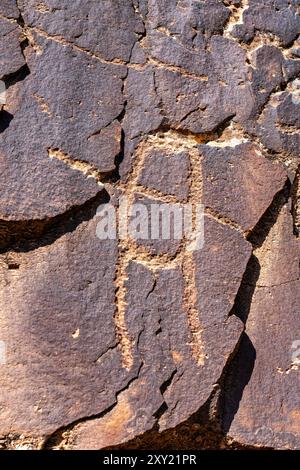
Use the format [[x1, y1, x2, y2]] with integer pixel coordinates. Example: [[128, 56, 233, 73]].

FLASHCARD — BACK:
[[146, 0, 230, 42], [20, 0, 144, 62], [123, 66, 163, 141], [0, 214, 137, 436], [130, 193, 183, 256], [0, 0, 299, 451], [256, 81, 300, 166], [231, 0, 300, 46], [201, 143, 287, 231], [247, 45, 299, 119], [69, 219, 250, 448], [0, 19, 25, 79], [137, 149, 190, 201], [0, 0, 19, 19], [86, 120, 122, 173], [0, 36, 125, 220], [225, 208, 300, 449], [160, 219, 250, 430], [152, 37, 253, 133]]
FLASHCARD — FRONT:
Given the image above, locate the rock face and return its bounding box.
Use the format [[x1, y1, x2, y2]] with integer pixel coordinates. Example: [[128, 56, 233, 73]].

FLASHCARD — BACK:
[[224, 207, 300, 450], [0, 0, 299, 450]]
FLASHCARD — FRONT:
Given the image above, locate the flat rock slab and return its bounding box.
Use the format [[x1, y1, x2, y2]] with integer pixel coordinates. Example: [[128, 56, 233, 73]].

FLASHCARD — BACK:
[[137, 148, 190, 202], [0, 214, 135, 436], [20, 0, 144, 62], [0, 37, 125, 220], [201, 143, 287, 231]]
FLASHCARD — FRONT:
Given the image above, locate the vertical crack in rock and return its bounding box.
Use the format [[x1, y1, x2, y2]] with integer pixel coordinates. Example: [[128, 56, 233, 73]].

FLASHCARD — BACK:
[[153, 369, 178, 421], [0, 2, 30, 135], [15, 0, 24, 26]]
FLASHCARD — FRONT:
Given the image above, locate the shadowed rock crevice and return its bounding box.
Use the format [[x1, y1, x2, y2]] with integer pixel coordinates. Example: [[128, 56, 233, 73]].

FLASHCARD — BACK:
[[153, 369, 178, 421], [107, 115, 126, 183], [220, 333, 257, 435], [247, 179, 291, 248], [0, 62, 30, 133], [111, 168, 296, 450], [1, 63, 30, 89], [0, 190, 109, 253], [229, 254, 260, 324], [0, 110, 13, 133]]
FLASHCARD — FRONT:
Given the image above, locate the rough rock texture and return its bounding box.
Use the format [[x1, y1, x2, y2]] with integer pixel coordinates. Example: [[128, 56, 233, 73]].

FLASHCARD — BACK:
[[224, 206, 300, 450], [0, 0, 299, 450]]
